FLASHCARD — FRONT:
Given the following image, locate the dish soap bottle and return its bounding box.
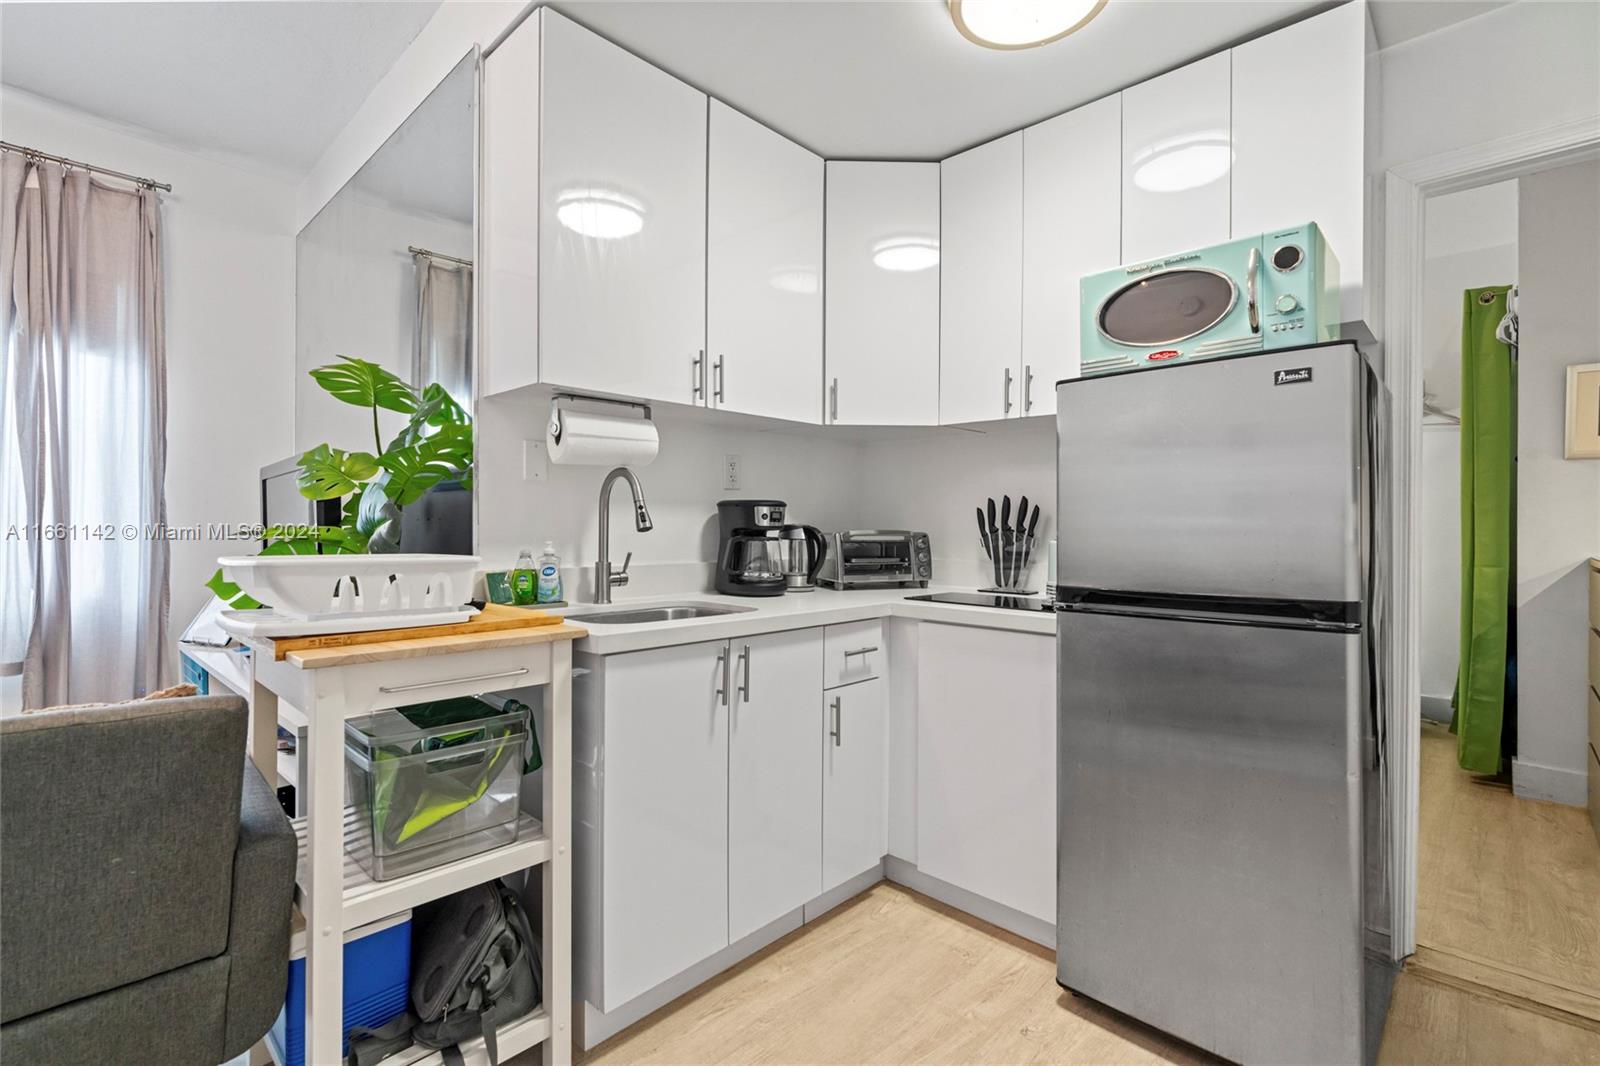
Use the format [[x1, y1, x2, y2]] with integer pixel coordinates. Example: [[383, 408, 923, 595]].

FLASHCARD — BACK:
[[535, 542, 563, 604], [511, 549, 537, 606]]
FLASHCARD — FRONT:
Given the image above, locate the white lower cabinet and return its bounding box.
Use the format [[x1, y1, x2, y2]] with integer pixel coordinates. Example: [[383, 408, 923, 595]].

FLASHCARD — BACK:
[[822, 677, 889, 891], [916, 624, 1056, 923], [728, 629, 825, 941], [590, 640, 729, 1009]]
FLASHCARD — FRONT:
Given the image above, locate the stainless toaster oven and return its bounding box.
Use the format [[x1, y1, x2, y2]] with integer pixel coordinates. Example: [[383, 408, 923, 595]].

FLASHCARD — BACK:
[[817, 530, 932, 589]]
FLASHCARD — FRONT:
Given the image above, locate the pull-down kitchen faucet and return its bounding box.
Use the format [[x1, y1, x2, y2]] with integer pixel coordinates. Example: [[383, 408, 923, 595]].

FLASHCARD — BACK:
[[595, 467, 653, 604]]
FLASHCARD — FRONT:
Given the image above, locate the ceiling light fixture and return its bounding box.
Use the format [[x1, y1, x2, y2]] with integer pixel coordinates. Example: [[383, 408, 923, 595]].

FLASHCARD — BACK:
[[872, 237, 940, 273], [1130, 130, 1233, 193], [949, 0, 1107, 50], [555, 187, 645, 240]]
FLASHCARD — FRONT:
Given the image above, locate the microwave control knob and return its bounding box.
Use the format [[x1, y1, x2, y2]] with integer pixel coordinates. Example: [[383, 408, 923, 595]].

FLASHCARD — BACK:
[[1274, 293, 1301, 314]]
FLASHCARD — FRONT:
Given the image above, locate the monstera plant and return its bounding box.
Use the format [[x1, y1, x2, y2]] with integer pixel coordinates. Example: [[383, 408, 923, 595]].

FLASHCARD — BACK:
[[206, 356, 473, 609]]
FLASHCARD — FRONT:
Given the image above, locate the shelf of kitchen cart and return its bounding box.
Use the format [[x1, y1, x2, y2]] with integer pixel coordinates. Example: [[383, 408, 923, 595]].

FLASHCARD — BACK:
[[290, 808, 550, 931]]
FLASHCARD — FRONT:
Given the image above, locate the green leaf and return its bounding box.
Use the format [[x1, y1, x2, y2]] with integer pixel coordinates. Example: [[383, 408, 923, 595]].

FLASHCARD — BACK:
[[205, 567, 263, 610], [308, 356, 418, 414], [296, 444, 380, 500], [262, 524, 362, 553], [356, 480, 403, 552], [378, 425, 473, 506], [387, 383, 470, 452]]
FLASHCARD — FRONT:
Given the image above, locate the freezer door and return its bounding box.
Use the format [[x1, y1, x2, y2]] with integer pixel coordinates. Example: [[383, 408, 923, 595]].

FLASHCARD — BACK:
[[1056, 608, 1372, 1065], [1056, 343, 1366, 603]]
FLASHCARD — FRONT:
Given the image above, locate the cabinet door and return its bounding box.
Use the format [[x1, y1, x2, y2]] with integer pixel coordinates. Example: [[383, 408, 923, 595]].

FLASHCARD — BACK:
[[940, 132, 1023, 425], [824, 162, 940, 426], [727, 629, 824, 941], [707, 101, 824, 424], [601, 640, 729, 1007], [539, 10, 707, 404], [1121, 52, 1232, 265], [822, 677, 888, 890], [916, 624, 1055, 922], [480, 14, 540, 398], [1022, 95, 1121, 412], [1232, 0, 1367, 325]]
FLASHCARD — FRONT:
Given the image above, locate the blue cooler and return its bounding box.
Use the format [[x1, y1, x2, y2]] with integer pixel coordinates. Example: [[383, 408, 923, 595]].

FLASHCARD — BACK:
[[267, 910, 411, 1066]]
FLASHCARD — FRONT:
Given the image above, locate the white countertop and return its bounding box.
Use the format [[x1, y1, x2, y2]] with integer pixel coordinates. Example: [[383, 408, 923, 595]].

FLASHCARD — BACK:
[[565, 586, 1055, 654]]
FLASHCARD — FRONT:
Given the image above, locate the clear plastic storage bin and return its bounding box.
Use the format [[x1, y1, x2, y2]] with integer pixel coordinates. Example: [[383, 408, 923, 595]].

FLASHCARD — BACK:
[[344, 700, 529, 881]]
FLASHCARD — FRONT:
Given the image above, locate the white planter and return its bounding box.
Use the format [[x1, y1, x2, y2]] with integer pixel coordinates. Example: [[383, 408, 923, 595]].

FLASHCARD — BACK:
[[217, 554, 480, 622]]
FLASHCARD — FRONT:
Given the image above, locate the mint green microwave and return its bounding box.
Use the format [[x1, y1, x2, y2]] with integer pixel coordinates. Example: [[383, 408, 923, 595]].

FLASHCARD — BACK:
[[1079, 222, 1339, 376]]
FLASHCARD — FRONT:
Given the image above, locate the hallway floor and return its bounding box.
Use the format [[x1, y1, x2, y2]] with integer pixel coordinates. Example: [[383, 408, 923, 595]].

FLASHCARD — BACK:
[[507, 725, 1600, 1065]]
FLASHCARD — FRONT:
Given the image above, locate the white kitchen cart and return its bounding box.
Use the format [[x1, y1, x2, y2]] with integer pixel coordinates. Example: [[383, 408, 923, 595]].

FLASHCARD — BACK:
[[244, 623, 585, 1066]]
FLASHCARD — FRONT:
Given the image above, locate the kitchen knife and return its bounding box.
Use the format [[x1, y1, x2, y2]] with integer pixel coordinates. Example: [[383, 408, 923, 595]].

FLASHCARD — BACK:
[[1000, 496, 1013, 588], [986, 498, 1004, 589], [1013, 495, 1029, 587], [975, 507, 991, 561]]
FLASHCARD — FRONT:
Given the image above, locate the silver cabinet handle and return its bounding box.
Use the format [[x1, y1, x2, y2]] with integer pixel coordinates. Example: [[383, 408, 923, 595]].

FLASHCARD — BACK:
[[716, 646, 729, 707], [843, 646, 879, 658], [1024, 364, 1034, 412], [830, 695, 841, 747], [1003, 366, 1013, 415], [714, 354, 725, 404], [1246, 247, 1261, 335], [738, 643, 750, 703], [829, 377, 839, 423], [693, 351, 704, 401], [380, 667, 529, 695]]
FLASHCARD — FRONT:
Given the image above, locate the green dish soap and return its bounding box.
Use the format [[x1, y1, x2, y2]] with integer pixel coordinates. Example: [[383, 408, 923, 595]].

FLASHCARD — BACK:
[[511, 549, 537, 606]]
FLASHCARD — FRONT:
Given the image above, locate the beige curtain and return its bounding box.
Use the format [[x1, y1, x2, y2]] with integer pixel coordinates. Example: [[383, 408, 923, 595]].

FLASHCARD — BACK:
[[412, 251, 472, 405], [1, 153, 169, 709]]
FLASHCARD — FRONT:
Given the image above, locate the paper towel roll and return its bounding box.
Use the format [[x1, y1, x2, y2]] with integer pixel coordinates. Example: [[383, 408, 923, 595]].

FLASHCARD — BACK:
[[547, 408, 659, 466]]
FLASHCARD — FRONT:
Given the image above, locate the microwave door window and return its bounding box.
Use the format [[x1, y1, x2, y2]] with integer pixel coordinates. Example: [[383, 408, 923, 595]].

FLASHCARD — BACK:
[[1098, 269, 1236, 346]]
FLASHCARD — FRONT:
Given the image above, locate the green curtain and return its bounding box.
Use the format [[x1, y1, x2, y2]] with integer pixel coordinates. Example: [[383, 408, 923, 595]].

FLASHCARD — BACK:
[[1451, 285, 1516, 773]]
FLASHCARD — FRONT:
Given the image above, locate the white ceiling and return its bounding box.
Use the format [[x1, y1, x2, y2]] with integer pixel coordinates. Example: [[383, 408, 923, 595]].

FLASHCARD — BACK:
[[348, 51, 476, 225], [0, 1, 441, 171], [0, 0, 1520, 174]]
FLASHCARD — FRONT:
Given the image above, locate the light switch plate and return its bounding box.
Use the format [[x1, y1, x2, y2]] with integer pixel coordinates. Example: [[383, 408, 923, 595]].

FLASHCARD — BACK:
[[523, 439, 548, 482], [723, 454, 741, 491]]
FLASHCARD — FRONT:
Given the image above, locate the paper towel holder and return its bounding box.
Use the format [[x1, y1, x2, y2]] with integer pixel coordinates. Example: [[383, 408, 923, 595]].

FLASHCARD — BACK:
[[548, 393, 654, 446]]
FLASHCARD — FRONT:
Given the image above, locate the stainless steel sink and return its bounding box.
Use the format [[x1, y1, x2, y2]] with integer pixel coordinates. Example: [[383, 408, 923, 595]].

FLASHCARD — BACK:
[[564, 603, 755, 625]]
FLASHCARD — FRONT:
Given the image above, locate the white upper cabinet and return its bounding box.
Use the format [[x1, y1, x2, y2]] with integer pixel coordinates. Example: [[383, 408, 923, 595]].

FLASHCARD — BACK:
[[824, 162, 940, 426], [538, 9, 707, 405], [1232, 0, 1370, 327], [1121, 52, 1232, 266], [479, 14, 540, 398], [939, 133, 1024, 426], [1022, 95, 1122, 411], [707, 102, 824, 423]]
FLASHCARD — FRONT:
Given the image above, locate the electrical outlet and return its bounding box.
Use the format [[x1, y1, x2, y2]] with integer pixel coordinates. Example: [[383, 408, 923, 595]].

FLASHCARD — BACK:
[[723, 453, 741, 491], [522, 439, 548, 482]]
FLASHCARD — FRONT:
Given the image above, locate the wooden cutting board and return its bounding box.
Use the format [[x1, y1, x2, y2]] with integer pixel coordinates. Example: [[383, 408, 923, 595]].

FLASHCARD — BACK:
[[267, 603, 563, 661]]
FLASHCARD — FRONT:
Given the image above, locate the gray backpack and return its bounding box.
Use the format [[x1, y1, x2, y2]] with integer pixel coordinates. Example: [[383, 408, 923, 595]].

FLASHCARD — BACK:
[[348, 881, 541, 1066]]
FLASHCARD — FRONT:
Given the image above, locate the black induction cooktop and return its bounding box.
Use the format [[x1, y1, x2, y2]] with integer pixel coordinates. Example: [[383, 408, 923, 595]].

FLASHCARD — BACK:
[[905, 592, 1054, 612]]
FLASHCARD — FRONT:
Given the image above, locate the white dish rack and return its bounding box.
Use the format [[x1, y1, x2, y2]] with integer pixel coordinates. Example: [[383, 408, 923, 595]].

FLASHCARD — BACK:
[[217, 553, 479, 622]]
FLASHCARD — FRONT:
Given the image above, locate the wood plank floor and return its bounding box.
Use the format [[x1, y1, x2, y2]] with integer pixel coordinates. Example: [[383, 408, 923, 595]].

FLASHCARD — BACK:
[[505, 723, 1600, 1065], [1415, 721, 1600, 1014]]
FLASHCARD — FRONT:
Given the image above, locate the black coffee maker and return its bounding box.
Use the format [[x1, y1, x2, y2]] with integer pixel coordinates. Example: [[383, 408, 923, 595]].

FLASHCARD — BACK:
[[716, 500, 823, 597]]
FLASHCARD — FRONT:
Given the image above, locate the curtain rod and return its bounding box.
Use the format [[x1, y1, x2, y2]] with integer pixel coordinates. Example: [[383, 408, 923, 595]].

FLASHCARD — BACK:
[[408, 245, 473, 268], [0, 141, 171, 192]]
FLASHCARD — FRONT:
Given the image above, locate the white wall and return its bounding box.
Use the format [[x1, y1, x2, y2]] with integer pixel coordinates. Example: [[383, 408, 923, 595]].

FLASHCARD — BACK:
[[0, 90, 298, 663], [295, 191, 471, 453], [1377, 0, 1600, 174], [854, 417, 1056, 591], [475, 391, 867, 600], [1417, 181, 1518, 714], [1514, 158, 1600, 805]]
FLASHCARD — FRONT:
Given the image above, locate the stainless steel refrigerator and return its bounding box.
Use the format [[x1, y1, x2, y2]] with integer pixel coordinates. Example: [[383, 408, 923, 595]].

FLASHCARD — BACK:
[[1054, 341, 1395, 1065]]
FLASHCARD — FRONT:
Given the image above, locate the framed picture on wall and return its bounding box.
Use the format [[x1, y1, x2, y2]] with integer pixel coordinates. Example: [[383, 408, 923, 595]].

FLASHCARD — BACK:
[[1566, 362, 1600, 459]]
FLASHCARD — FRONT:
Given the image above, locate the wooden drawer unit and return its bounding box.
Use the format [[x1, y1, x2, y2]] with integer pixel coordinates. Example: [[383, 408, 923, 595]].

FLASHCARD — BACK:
[[1589, 624, 1600, 694], [824, 620, 884, 689]]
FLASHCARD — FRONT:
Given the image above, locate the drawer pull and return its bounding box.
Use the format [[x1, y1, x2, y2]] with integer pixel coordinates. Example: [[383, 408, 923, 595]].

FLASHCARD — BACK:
[[830, 696, 842, 747], [378, 667, 529, 695], [842, 646, 879, 658]]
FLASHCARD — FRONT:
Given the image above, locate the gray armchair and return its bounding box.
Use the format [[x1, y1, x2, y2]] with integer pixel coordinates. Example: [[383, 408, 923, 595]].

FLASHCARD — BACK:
[[1, 695, 296, 1065]]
